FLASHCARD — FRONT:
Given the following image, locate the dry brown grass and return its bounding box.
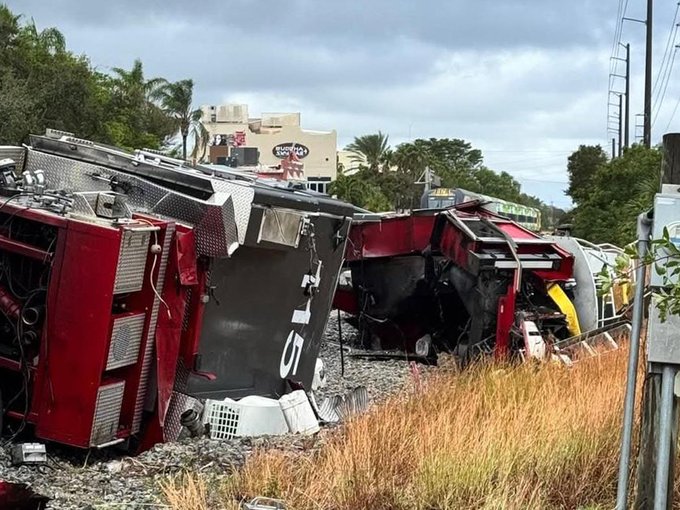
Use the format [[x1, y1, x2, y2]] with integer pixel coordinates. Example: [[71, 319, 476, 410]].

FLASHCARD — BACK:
[[164, 350, 632, 510]]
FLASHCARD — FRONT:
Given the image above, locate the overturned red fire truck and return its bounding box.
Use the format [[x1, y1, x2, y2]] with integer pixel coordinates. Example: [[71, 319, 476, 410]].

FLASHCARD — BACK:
[[0, 130, 353, 450]]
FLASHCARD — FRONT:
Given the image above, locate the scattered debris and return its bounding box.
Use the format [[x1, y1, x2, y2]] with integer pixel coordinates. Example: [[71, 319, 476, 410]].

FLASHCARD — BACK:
[[279, 390, 320, 435], [204, 396, 289, 440], [242, 496, 287, 510], [10, 444, 46, 467], [179, 409, 205, 439], [0, 317, 427, 509]]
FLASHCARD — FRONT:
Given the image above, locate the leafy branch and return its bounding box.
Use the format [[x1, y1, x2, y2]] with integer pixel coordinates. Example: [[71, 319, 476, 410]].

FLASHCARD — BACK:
[[599, 227, 680, 321]]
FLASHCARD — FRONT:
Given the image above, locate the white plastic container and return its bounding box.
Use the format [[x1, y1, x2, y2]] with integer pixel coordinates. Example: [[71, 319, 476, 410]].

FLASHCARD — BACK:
[[204, 395, 289, 439], [278, 390, 320, 435]]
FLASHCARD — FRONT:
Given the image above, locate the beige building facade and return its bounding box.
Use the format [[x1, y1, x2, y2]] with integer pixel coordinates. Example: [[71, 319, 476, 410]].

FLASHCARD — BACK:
[[200, 104, 337, 193]]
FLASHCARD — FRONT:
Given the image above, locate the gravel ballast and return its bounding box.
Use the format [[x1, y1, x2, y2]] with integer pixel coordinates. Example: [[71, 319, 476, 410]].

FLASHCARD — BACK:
[[0, 314, 434, 509]]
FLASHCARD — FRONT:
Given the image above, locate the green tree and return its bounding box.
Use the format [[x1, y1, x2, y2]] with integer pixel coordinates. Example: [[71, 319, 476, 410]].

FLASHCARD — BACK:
[[571, 144, 660, 245], [328, 170, 392, 211], [111, 59, 165, 106], [475, 168, 521, 202], [21, 19, 65, 54], [0, 6, 20, 52], [106, 59, 173, 149], [153, 79, 202, 160], [0, 6, 111, 143], [0, 69, 37, 143], [345, 132, 390, 172], [0, 4, 178, 152], [190, 121, 211, 162], [566, 145, 608, 205]]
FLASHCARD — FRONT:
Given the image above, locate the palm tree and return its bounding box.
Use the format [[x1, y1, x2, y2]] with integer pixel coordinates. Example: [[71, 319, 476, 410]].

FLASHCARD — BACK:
[[190, 121, 211, 162], [0, 6, 21, 50], [23, 20, 65, 54], [111, 59, 166, 108], [153, 79, 202, 160], [345, 132, 390, 172]]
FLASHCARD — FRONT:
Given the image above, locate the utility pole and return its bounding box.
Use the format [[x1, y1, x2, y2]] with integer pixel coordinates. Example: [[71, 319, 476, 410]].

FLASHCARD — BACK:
[[612, 137, 617, 159], [624, 43, 631, 148], [622, 5, 652, 147], [619, 93, 624, 156], [644, 0, 653, 147]]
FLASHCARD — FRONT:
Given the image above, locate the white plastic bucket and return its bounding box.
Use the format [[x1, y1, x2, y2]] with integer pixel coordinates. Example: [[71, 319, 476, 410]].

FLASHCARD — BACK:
[[279, 390, 320, 435]]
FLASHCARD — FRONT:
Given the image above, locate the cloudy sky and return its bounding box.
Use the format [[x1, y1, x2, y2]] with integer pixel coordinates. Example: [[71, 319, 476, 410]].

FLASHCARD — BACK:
[[5, 0, 679, 207]]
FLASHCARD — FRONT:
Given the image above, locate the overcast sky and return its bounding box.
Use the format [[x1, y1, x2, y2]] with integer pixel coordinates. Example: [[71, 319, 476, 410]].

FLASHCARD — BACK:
[[5, 0, 679, 208]]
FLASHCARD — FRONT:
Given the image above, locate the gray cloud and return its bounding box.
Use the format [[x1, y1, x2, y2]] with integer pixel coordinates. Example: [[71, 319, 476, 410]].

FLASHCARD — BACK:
[[5, 0, 679, 207]]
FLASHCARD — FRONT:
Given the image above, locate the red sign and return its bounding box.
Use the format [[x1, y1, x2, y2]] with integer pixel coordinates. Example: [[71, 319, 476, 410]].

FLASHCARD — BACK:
[[234, 131, 246, 147]]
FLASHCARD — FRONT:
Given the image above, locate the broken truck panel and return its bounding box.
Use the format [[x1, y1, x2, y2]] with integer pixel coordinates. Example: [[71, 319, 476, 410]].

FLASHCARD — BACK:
[[336, 203, 577, 357], [0, 130, 353, 450], [183, 196, 352, 400], [345, 209, 438, 261]]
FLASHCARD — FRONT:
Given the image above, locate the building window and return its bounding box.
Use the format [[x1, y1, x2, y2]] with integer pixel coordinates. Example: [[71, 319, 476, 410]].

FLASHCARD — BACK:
[[210, 114, 216, 122], [306, 178, 331, 195]]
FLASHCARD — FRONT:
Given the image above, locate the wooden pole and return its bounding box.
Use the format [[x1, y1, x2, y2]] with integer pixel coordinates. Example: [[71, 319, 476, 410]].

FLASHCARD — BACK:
[[662, 133, 680, 186]]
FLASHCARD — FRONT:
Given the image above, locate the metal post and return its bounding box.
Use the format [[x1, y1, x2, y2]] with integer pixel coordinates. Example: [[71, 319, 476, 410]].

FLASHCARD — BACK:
[[619, 94, 624, 157], [653, 365, 677, 510], [644, 0, 653, 148], [625, 43, 631, 148], [616, 212, 652, 510], [613, 138, 617, 159], [337, 308, 345, 377]]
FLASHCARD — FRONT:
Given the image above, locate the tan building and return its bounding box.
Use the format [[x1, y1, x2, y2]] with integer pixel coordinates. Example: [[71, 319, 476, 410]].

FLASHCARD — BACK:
[[336, 149, 365, 175], [201, 104, 337, 194]]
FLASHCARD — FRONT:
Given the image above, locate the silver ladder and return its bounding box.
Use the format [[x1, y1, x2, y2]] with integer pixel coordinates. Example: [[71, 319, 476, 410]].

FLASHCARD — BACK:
[[551, 322, 632, 366]]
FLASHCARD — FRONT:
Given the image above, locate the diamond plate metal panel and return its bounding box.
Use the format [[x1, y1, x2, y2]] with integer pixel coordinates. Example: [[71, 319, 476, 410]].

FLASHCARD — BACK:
[[24, 149, 240, 257], [106, 313, 146, 371], [152, 193, 238, 256], [70, 193, 96, 216], [114, 229, 151, 294], [131, 223, 175, 433], [209, 179, 255, 244], [173, 358, 191, 393], [25, 149, 168, 206], [90, 381, 125, 446]]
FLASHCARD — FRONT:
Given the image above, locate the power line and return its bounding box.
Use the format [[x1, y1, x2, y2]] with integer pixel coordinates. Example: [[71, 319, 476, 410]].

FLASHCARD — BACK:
[[665, 94, 680, 131], [652, 3, 680, 98], [610, 0, 629, 80], [516, 177, 568, 184], [651, 3, 680, 128], [489, 154, 567, 167], [652, 46, 679, 127]]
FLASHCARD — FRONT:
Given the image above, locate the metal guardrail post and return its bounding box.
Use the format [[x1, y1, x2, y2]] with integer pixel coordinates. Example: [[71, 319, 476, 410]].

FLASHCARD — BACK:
[[616, 211, 652, 510]]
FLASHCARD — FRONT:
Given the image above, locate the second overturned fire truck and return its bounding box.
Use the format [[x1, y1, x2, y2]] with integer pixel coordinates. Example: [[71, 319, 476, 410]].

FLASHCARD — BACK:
[[0, 130, 631, 452]]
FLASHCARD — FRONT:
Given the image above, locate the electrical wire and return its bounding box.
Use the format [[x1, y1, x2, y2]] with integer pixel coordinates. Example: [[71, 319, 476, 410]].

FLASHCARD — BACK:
[[665, 93, 680, 131], [653, 47, 679, 127], [652, 15, 680, 129], [133, 218, 171, 320], [652, 3, 680, 98]]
